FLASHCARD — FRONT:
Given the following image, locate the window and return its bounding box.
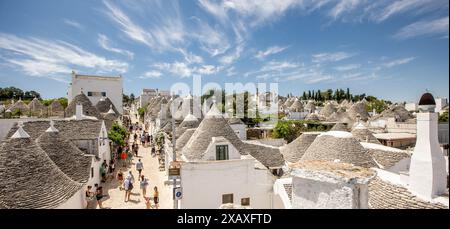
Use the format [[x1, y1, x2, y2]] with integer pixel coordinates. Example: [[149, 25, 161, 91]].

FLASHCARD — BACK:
[[87, 91, 105, 97], [91, 167, 94, 178], [241, 198, 250, 206], [216, 145, 229, 160], [222, 194, 233, 204]]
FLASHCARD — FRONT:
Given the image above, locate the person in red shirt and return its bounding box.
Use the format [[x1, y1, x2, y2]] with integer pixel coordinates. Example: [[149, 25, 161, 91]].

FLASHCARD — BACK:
[[120, 151, 127, 168]]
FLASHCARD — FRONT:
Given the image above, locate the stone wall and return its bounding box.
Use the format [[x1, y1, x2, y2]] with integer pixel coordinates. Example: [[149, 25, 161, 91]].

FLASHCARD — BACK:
[[368, 177, 448, 209]]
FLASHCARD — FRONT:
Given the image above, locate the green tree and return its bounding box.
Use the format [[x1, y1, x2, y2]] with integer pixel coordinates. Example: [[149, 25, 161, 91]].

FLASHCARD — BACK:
[[108, 122, 128, 146], [439, 111, 449, 123], [12, 109, 23, 118], [57, 97, 68, 109], [138, 107, 147, 119]]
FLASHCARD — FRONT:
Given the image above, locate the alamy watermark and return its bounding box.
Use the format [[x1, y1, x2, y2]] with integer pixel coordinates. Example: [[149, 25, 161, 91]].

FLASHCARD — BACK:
[[166, 75, 279, 121]]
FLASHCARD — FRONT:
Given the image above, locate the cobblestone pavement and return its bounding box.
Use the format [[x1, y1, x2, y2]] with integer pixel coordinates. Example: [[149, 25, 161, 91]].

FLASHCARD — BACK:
[[101, 107, 173, 209]]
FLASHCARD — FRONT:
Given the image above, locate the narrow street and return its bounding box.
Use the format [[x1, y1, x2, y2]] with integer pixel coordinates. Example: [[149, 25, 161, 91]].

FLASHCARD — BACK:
[[101, 106, 173, 209]]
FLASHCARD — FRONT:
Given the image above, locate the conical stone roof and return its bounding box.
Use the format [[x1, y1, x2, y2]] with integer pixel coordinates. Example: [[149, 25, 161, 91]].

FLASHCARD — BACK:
[[36, 122, 92, 183], [305, 101, 316, 111], [50, 100, 64, 112], [175, 114, 200, 137], [280, 132, 321, 163], [289, 99, 303, 112], [351, 123, 381, 144], [28, 98, 45, 112], [0, 131, 82, 209], [370, 105, 413, 122], [176, 128, 196, 153], [182, 104, 246, 160], [284, 98, 294, 107], [348, 101, 369, 121], [320, 103, 336, 117], [65, 93, 100, 118], [9, 99, 29, 113], [96, 97, 118, 114], [300, 131, 377, 168], [305, 113, 320, 121], [330, 122, 349, 131]]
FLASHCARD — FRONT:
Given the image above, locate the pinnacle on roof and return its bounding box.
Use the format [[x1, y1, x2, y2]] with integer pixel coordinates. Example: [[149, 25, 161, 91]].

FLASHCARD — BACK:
[[107, 105, 116, 114], [184, 113, 198, 122], [45, 120, 59, 133], [11, 122, 30, 139], [205, 102, 222, 118]]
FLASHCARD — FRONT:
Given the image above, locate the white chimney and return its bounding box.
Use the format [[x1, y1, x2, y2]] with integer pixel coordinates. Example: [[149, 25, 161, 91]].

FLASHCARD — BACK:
[[76, 103, 83, 120], [408, 92, 447, 201]]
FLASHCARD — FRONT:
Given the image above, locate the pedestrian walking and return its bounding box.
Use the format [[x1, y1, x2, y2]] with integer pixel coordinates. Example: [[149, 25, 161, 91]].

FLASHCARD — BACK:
[[100, 163, 107, 183], [127, 150, 133, 165], [140, 134, 145, 145], [134, 143, 139, 157], [85, 186, 93, 209], [94, 184, 104, 209], [136, 159, 143, 179], [124, 177, 133, 202], [117, 169, 124, 190], [120, 151, 127, 167], [140, 175, 149, 197], [145, 197, 151, 209], [153, 186, 159, 209]]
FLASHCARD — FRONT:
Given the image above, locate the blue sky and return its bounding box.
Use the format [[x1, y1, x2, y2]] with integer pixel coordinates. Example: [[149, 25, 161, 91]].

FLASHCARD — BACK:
[[0, 0, 448, 102]]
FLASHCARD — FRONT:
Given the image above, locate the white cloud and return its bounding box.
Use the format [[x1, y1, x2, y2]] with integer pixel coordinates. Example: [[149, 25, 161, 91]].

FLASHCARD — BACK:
[[342, 72, 377, 81], [190, 17, 231, 57], [328, 0, 361, 20], [334, 64, 361, 71], [245, 60, 300, 77], [306, 75, 333, 84], [226, 66, 237, 76], [196, 65, 217, 75], [103, 1, 154, 48], [312, 52, 355, 63], [98, 34, 134, 59], [198, 0, 229, 23], [177, 48, 204, 64], [222, 0, 302, 26], [199, 0, 302, 27], [374, 0, 428, 22], [139, 70, 162, 79], [0, 33, 128, 80], [103, 0, 184, 52], [366, 0, 448, 23], [154, 62, 192, 78], [255, 46, 288, 60], [393, 16, 449, 40], [153, 61, 219, 78], [219, 43, 244, 65], [382, 57, 416, 68], [63, 19, 84, 30]]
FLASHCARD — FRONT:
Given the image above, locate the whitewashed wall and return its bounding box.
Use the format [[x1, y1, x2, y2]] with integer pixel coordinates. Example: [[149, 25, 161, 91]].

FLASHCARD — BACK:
[[57, 189, 84, 209], [230, 124, 247, 140], [201, 138, 240, 161], [180, 158, 274, 209], [69, 76, 123, 114]]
